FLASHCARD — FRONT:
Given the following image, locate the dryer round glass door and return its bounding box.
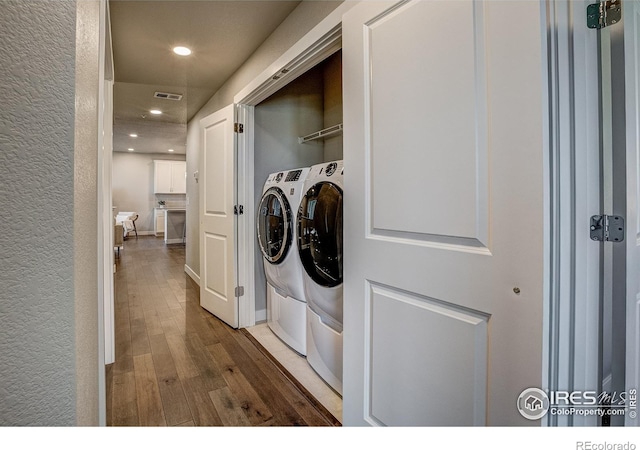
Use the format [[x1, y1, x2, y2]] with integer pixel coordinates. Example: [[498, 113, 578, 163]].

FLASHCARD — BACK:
[[297, 182, 343, 287], [257, 187, 292, 264]]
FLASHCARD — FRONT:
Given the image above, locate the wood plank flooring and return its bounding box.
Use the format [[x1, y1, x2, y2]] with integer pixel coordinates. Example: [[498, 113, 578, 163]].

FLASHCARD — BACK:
[[105, 236, 338, 426]]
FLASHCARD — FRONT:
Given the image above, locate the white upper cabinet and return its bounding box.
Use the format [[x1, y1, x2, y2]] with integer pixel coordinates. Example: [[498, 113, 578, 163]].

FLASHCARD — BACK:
[[154, 160, 186, 194], [170, 161, 187, 193]]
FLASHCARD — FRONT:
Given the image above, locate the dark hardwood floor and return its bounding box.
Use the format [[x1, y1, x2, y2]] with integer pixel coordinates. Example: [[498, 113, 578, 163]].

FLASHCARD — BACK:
[[105, 235, 338, 426]]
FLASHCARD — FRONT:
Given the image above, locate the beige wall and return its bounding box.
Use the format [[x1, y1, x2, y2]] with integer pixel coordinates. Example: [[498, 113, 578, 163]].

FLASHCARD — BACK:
[[185, 0, 345, 278]]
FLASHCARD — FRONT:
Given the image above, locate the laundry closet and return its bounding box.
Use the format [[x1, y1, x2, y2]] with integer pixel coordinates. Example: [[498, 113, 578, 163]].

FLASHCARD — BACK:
[[252, 50, 344, 395]]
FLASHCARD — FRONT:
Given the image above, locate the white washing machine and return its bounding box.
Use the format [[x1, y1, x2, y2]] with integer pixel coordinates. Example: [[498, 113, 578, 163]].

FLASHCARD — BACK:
[[257, 166, 310, 355], [297, 160, 343, 394]]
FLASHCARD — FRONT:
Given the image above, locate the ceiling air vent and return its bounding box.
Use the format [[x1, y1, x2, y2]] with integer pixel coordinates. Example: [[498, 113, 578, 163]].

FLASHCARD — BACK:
[[153, 91, 183, 101]]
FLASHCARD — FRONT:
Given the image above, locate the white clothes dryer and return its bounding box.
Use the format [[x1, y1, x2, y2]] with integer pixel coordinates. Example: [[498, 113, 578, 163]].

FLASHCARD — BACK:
[[297, 160, 344, 394], [257, 166, 310, 355]]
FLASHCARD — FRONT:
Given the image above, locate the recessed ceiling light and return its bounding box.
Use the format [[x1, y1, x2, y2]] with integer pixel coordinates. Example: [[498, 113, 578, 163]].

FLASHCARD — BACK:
[[128, 148, 134, 152], [149, 109, 162, 115], [173, 46, 192, 56], [168, 149, 174, 152], [129, 133, 138, 138]]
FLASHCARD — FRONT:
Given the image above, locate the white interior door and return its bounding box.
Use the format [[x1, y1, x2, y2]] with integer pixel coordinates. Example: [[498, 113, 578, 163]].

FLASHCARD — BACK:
[[200, 104, 238, 328], [343, 0, 548, 426], [624, 0, 640, 427]]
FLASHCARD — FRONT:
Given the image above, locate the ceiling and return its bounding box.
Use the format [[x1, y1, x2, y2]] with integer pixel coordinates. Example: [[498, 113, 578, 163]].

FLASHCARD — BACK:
[[109, 0, 302, 155]]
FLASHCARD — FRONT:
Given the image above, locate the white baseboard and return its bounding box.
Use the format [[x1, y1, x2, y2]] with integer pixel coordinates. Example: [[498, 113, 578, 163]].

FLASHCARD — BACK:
[[184, 264, 200, 286], [255, 308, 267, 323], [165, 238, 185, 244]]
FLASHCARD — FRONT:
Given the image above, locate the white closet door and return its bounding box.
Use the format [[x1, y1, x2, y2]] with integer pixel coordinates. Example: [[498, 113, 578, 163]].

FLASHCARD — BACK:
[[200, 104, 238, 328], [342, 0, 547, 426]]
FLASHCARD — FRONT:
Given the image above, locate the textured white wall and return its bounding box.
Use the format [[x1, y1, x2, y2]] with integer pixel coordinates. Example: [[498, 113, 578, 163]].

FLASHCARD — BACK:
[[185, 0, 345, 278], [0, 0, 102, 426], [0, 0, 97, 425], [112, 152, 186, 233]]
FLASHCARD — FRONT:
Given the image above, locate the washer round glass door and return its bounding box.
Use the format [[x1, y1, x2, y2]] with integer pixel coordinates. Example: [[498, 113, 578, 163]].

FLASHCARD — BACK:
[[297, 182, 343, 287], [257, 187, 292, 264]]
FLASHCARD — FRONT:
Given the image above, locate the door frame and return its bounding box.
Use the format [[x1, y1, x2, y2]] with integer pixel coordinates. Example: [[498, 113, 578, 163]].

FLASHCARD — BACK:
[[96, 0, 113, 426], [607, 0, 640, 427], [544, 0, 602, 426], [233, 2, 355, 328], [100, 3, 115, 367], [621, 0, 640, 426]]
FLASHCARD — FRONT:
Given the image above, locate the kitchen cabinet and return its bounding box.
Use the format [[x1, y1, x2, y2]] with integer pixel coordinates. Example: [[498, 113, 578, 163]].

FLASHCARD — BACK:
[[163, 209, 186, 244], [154, 160, 186, 194], [154, 208, 165, 236]]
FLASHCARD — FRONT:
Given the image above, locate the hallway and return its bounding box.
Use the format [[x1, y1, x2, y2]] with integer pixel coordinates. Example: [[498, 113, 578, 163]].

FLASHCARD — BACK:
[[105, 236, 339, 426]]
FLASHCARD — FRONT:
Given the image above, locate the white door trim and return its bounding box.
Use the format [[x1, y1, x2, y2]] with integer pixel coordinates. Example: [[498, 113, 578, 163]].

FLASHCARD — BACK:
[[623, 0, 640, 426], [96, 0, 111, 427], [233, 1, 355, 328], [236, 104, 255, 328], [543, 0, 602, 426], [101, 79, 114, 366], [102, 2, 115, 366]]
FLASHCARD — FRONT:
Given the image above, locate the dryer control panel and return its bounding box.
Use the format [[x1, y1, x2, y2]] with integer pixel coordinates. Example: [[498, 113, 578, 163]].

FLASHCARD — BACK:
[[285, 170, 303, 182]]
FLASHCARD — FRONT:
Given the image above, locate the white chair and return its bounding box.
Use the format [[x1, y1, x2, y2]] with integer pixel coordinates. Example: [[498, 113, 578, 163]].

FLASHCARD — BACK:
[[115, 212, 138, 239]]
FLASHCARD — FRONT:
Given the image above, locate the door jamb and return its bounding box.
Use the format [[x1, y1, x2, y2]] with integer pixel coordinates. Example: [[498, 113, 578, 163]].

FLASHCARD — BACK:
[[96, 0, 112, 426], [543, 0, 602, 426], [236, 104, 255, 327]]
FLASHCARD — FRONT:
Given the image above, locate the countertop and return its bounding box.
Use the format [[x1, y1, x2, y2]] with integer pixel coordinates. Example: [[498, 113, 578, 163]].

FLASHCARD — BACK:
[[155, 207, 186, 211]]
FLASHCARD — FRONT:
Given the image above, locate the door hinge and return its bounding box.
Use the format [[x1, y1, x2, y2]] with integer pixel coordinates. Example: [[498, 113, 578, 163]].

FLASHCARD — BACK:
[[587, 0, 622, 29], [234, 205, 244, 215], [590, 215, 625, 242], [234, 123, 244, 133], [235, 286, 245, 297]]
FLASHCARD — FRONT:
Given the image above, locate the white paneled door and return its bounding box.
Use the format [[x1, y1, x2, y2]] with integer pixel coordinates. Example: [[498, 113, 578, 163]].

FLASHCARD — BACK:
[[343, 0, 547, 425], [200, 104, 238, 328]]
